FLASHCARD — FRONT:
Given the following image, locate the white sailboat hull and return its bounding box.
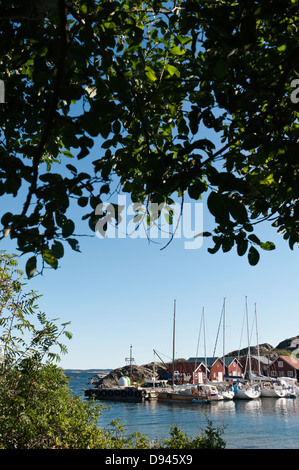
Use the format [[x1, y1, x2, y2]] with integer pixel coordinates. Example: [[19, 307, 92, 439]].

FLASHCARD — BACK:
[[209, 394, 224, 401], [261, 388, 287, 398], [197, 384, 224, 401], [234, 388, 261, 400], [221, 390, 235, 400]]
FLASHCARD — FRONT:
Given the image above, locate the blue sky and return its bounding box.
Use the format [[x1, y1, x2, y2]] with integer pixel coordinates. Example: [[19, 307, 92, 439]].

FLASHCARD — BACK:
[[1, 103, 299, 371], [2, 179, 299, 370]]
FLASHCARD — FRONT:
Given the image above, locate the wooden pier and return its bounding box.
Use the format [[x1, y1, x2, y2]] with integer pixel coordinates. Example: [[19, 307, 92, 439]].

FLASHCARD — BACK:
[[84, 386, 158, 402]]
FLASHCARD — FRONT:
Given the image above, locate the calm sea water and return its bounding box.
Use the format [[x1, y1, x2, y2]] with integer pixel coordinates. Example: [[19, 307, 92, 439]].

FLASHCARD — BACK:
[[65, 370, 299, 450]]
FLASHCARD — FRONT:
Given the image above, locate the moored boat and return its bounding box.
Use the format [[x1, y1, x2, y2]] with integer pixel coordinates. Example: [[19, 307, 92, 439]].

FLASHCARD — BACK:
[[219, 387, 235, 400], [156, 386, 211, 404], [209, 382, 235, 400], [197, 384, 224, 401], [277, 377, 299, 398], [261, 381, 288, 398], [233, 382, 261, 399]]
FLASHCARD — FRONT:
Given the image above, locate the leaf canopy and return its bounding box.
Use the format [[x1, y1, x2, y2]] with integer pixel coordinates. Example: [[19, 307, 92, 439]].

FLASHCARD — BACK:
[[0, 0, 299, 271]]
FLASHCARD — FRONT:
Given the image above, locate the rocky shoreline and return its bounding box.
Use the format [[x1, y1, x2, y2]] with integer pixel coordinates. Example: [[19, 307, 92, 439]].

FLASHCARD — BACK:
[[90, 361, 169, 388]]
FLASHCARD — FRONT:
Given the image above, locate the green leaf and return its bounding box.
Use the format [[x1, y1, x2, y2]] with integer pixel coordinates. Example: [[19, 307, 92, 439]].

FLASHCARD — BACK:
[[80, 3, 88, 14], [66, 238, 81, 252], [207, 192, 225, 219], [248, 234, 261, 244], [100, 184, 110, 195], [51, 241, 64, 259], [42, 249, 58, 269], [62, 219, 75, 238], [248, 246, 260, 266], [164, 212, 173, 225], [213, 59, 229, 79], [188, 181, 206, 199], [228, 199, 248, 224], [237, 239, 248, 256], [66, 164, 77, 174], [26, 256, 37, 279], [208, 243, 221, 254], [78, 197, 89, 207], [164, 64, 180, 77], [145, 66, 157, 81], [170, 46, 186, 56], [260, 241, 275, 251]]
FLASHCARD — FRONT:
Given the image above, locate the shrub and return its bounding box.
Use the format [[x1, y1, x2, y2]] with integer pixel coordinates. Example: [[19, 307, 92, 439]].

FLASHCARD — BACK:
[[0, 363, 105, 449]]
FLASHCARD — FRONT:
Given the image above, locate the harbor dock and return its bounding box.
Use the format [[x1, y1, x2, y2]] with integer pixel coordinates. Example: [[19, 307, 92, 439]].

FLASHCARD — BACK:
[[84, 386, 158, 402]]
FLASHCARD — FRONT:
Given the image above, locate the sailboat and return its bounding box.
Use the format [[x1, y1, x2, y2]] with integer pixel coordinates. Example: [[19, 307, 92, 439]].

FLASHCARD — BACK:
[[260, 380, 288, 398], [234, 298, 261, 400], [156, 301, 211, 404], [278, 377, 299, 398], [209, 299, 234, 400], [217, 383, 235, 400], [195, 306, 225, 401], [233, 381, 261, 399], [246, 304, 288, 398]]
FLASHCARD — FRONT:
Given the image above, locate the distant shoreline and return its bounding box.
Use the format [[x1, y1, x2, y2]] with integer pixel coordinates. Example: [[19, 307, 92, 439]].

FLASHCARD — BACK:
[[64, 369, 112, 373]]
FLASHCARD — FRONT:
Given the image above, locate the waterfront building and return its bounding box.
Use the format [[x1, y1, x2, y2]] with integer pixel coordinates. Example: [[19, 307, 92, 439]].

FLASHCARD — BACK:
[[267, 355, 299, 380]]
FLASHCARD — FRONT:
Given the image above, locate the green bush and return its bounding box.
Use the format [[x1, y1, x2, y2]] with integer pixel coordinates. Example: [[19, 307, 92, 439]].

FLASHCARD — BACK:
[[0, 363, 105, 449], [161, 422, 226, 449]]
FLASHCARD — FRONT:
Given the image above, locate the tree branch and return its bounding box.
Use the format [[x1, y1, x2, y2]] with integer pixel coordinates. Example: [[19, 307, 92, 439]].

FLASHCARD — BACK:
[[15, 0, 68, 228]]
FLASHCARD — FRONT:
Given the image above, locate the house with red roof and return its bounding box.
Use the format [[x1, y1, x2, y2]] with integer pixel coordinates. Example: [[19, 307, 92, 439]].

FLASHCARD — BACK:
[[225, 357, 243, 379], [267, 355, 299, 381], [169, 361, 209, 384], [188, 356, 243, 382]]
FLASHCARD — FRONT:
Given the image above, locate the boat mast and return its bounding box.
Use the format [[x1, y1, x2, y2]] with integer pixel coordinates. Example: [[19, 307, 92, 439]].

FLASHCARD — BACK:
[[213, 299, 226, 379], [223, 298, 226, 379], [246, 296, 252, 378], [194, 307, 203, 373], [172, 299, 176, 390], [203, 307, 207, 382], [255, 303, 261, 376], [202, 307, 207, 370]]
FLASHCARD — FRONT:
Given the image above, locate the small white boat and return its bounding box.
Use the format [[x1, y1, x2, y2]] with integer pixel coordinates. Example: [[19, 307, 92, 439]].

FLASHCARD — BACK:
[[221, 389, 235, 400], [209, 386, 224, 401], [234, 382, 261, 400], [211, 382, 235, 400], [197, 384, 224, 401], [261, 381, 288, 398], [277, 378, 299, 398]]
